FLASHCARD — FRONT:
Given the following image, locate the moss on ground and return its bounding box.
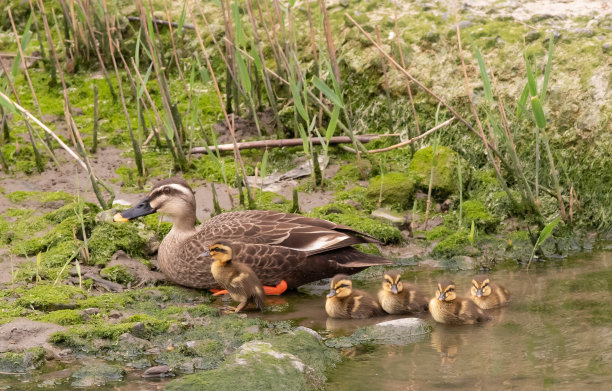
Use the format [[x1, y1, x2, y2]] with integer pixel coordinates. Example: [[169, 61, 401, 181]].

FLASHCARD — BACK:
[[100, 265, 135, 285], [462, 200, 500, 233], [16, 284, 85, 311], [88, 222, 147, 266], [0, 347, 45, 373], [432, 229, 472, 258]]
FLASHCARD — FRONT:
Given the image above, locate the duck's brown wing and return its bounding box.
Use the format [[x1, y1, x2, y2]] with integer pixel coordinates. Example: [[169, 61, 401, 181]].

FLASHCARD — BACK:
[[205, 210, 380, 253]]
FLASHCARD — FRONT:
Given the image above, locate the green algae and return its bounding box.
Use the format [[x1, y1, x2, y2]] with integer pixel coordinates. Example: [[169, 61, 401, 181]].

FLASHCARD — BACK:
[[366, 172, 415, 210], [7, 191, 74, 204], [309, 203, 402, 244], [0, 347, 45, 373]]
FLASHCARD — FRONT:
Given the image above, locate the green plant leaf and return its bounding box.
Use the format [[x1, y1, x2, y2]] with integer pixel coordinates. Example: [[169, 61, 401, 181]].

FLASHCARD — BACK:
[[177, 2, 186, 37], [473, 44, 493, 103], [297, 123, 309, 155], [313, 76, 343, 108], [516, 83, 529, 116], [530, 96, 547, 128], [260, 149, 268, 183], [11, 13, 33, 78], [0, 93, 17, 113], [540, 32, 555, 101], [325, 105, 340, 146], [290, 77, 309, 123], [525, 56, 538, 97], [536, 216, 560, 247], [236, 52, 251, 93]]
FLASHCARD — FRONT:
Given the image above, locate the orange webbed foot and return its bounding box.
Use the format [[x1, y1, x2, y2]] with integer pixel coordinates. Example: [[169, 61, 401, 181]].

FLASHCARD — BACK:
[[210, 289, 228, 296], [263, 280, 287, 295]]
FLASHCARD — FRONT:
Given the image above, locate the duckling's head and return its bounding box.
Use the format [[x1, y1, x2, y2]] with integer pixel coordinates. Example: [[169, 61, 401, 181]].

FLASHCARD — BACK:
[[327, 274, 352, 299], [382, 270, 403, 294], [435, 280, 456, 302], [471, 275, 492, 298], [208, 241, 233, 264], [114, 178, 196, 224]]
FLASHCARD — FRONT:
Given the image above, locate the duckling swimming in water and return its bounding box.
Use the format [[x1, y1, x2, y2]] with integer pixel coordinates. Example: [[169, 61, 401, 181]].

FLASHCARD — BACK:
[[325, 274, 383, 319], [429, 280, 489, 325], [377, 270, 428, 314], [470, 275, 511, 309], [206, 241, 265, 312]]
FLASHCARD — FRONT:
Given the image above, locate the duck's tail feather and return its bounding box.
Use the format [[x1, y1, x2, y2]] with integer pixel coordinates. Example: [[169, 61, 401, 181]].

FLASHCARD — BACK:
[[331, 247, 393, 267]]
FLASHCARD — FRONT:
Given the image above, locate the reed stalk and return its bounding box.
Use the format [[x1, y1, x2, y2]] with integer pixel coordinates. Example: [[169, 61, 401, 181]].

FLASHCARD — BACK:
[[91, 84, 99, 153], [375, 26, 394, 132]]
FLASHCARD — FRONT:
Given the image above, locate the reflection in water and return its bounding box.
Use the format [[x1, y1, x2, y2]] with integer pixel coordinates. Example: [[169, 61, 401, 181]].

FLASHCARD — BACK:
[[320, 252, 612, 390]]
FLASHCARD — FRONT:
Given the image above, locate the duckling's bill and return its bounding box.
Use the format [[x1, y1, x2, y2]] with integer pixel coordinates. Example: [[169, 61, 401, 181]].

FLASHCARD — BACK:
[[113, 198, 156, 222]]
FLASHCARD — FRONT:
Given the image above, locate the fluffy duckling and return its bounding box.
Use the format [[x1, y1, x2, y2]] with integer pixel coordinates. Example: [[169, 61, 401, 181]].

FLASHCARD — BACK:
[[325, 274, 383, 319], [207, 241, 265, 312], [377, 270, 428, 314], [470, 275, 511, 309], [429, 280, 489, 325]]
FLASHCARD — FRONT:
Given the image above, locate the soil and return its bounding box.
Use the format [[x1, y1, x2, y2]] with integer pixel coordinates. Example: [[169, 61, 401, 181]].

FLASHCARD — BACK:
[[0, 318, 66, 353]]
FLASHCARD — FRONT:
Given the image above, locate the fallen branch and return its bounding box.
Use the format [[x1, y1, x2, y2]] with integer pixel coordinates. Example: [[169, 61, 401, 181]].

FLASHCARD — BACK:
[[366, 118, 454, 153], [190, 134, 399, 154]]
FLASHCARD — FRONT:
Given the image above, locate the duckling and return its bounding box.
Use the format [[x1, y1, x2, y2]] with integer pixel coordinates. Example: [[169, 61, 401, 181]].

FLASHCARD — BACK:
[[428, 280, 489, 325], [325, 274, 383, 319], [470, 275, 510, 309], [377, 270, 428, 314], [206, 241, 265, 312]]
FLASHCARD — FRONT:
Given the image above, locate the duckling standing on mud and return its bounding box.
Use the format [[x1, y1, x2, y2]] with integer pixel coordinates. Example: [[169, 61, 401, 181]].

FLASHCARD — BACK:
[[429, 280, 489, 325], [205, 241, 265, 313], [377, 270, 429, 314], [326, 274, 383, 319], [470, 275, 511, 309]]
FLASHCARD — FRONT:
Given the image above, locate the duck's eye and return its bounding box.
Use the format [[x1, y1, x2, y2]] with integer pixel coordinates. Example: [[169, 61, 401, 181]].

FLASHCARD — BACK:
[[163, 187, 171, 194], [448, 288, 454, 292], [385, 280, 393, 285], [483, 283, 489, 288]]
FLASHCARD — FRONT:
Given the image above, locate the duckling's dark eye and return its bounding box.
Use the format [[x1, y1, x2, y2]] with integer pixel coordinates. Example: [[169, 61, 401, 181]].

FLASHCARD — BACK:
[[163, 187, 171, 194], [448, 288, 454, 292], [337, 284, 349, 289], [385, 280, 393, 285], [483, 283, 489, 288]]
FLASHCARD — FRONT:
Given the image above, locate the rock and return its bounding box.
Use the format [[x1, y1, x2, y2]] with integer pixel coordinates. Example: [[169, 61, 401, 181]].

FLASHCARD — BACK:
[[447, 256, 479, 270], [326, 319, 431, 348], [457, 20, 472, 29], [95, 209, 120, 224], [166, 331, 339, 390], [82, 307, 100, 316], [294, 327, 322, 341], [0, 318, 66, 353], [0, 347, 45, 373], [409, 146, 463, 200], [142, 365, 174, 378], [525, 30, 541, 42], [371, 208, 407, 227], [416, 215, 444, 231], [71, 362, 125, 387], [131, 322, 146, 338], [366, 172, 416, 209], [419, 258, 441, 268]]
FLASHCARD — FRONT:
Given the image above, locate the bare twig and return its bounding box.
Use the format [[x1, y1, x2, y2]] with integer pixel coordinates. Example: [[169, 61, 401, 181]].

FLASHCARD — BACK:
[[126, 15, 194, 30], [190, 134, 399, 154]]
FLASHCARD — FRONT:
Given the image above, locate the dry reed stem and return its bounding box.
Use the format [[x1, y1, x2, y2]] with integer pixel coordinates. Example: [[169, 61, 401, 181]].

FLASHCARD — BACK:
[[0, 90, 85, 169], [393, 10, 420, 137], [190, 0, 252, 196]]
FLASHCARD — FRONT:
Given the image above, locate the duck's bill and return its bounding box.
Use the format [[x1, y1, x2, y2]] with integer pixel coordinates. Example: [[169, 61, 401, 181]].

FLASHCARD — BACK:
[[438, 293, 446, 301], [327, 289, 337, 298], [113, 198, 156, 222]]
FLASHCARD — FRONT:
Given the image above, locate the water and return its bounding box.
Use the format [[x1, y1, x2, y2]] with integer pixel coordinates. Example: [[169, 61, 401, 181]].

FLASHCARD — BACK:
[[263, 251, 612, 391]]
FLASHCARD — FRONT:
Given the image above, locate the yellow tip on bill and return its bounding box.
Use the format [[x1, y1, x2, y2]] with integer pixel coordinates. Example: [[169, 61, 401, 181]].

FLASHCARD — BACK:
[[113, 212, 129, 222]]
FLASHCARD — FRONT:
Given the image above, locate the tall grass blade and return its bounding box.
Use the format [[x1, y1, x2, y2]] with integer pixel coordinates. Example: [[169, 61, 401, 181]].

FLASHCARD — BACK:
[[541, 33, 555, 101]]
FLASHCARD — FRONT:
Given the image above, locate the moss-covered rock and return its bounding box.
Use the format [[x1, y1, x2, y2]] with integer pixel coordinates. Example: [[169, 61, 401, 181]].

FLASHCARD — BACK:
[[366, 172, 415, 210], [87, 222, 147, 266], [431, 230, 471, 258], [309, 203, 402, 244], [37, 309, 84, 326], [462, 200, 500, 233], [166, 331, 340, 391], [71, 362, 125, 387], [0, 347, 45, 373], [409, 145, 461, 199]]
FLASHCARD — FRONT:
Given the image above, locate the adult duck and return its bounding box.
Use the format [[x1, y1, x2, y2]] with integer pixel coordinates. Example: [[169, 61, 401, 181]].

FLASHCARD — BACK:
[[114, 178, 392, 292]]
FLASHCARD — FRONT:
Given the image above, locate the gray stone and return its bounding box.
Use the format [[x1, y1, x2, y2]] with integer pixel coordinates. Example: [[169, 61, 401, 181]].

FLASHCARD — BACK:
[[71, 362, 125, 387], [0, 318, 66, 353], [142, 365, 174, 378], [294, 326, 322, 341], [371, 208, 407, 227]]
